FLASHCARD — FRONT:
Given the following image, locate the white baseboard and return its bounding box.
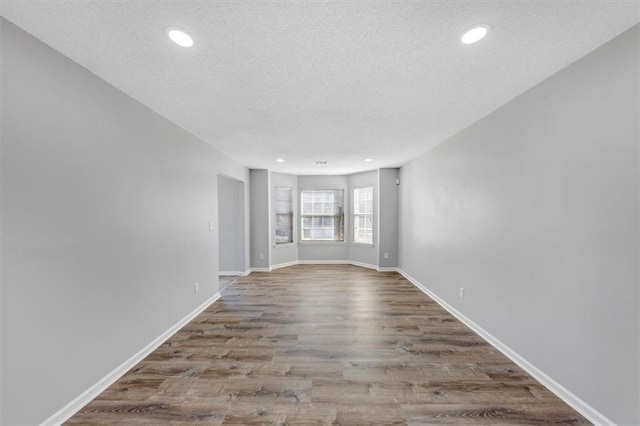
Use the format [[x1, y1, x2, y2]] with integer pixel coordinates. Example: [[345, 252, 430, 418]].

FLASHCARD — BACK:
[[219, 270, 252, 278], [297, 259, 351, 265], [296, 259, 379, 270], [348, 260, 378, 270], [254, 260, 399, 272], [396, 269, 614, 426], [250, 267, 272, 273], [41, 293, 221, 426], [219, 270, 243, 276], [271, 260, 299, 270]]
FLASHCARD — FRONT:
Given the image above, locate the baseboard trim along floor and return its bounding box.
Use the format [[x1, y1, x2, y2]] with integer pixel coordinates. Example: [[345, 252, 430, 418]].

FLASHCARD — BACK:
[[267, 260, 382, 272], [396, 268, 613, 426], [41, 293, 221, 426]]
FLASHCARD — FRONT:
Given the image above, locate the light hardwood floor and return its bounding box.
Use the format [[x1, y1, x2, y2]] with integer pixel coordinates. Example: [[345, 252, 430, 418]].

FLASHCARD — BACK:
[[68, 265, 589, 425]]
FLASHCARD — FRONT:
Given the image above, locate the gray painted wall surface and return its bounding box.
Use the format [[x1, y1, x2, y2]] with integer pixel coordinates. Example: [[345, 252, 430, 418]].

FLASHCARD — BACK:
[[271, 172, 298, 267], [348, 171, 378, 266], [1, 19, 249, 425], [249, 169, 270, 269], [398, 25, 639, 424], [378, 169, 399, 268], [218, 175, 246, 272], [297, 175, 350, 261]]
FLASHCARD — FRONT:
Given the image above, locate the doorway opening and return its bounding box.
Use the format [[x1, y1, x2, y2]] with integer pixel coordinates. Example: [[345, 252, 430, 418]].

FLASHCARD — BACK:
[[217, 175, 246, 291]]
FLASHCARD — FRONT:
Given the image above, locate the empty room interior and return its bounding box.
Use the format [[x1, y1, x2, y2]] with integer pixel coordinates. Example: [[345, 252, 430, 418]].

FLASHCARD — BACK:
[[1, 1, 640, 425]]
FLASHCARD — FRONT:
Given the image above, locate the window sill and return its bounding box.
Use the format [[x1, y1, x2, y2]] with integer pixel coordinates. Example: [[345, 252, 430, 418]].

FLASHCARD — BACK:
[[352, 243, 375, 248], [299, 241, 346, 246], [274, 242, 296, 248]]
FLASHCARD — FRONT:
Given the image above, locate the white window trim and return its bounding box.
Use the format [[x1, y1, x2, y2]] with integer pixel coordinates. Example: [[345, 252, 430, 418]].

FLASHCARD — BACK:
[[351, 242, 375, 248], [298, 241, 347, 246], [273, 242, 297, 248]]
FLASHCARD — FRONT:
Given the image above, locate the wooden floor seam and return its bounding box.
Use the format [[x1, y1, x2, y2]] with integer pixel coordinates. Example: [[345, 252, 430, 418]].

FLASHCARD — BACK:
[[68, 264, 589, 425]]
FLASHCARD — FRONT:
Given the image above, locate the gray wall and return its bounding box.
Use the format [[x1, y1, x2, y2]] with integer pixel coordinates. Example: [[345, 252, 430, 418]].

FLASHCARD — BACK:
[[398, 25, 639, 424], [250, 169, 270, 269], [1, 18, 250, 425], [271, 172, 298, 267], [378, 169, 399, 268], [218, 175, 246, 273], [348, 170, 378, 266]]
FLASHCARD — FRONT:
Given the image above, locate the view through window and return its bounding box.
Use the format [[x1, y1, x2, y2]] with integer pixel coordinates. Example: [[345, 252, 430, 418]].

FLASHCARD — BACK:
[[353, 186, 373, 244], [301, 189, 344, 241], [275, 187, 293, 244]]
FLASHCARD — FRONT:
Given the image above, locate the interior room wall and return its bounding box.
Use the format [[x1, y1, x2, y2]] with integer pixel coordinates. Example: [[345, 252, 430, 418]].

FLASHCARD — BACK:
[[218, 175, 246, 274], [398, 25, 639, 424], [378, 168, 399, 269], [249, 169, 270, 269], [1, 18, 250, 425], [270, 172, 298, 267]]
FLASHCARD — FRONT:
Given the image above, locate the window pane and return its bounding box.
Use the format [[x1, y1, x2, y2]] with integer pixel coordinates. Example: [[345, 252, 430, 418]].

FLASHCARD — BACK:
[[353, 187, 373, 244], [300, 189, 344, 241], [301, 189, 344, 215], [354, 187, 373, 214], [275, 187, 293, 244]]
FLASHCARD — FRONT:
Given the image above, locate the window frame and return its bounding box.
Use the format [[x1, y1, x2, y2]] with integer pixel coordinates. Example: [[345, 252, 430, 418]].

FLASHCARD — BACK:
[[274, 186, 294, 246], [299, 188, 345, 243], [352, 186, 374, 246]]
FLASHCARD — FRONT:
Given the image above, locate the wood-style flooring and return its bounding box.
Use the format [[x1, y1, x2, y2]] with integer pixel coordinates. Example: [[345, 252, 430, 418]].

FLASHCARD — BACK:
[[68, 265, 589, 425]]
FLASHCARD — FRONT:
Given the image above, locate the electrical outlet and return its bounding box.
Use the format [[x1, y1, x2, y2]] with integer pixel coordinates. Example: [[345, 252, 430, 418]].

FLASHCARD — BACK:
[[208, 221, 214, 231], [384, 252, 390, 260], [259, 253, 264, 260], [194, 283, 199, 294], [459, 287, 464, 298]]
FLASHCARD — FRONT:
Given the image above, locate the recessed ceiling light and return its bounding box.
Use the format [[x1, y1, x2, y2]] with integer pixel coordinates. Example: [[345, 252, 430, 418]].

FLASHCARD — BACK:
[[167, 28, 194, 47], [276, 158, 285, 162], [460, 25, 490, 45], [364, 158, 373, 162]]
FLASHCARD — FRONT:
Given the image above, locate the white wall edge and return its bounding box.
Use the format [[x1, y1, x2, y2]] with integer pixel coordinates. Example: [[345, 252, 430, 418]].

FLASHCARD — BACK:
[[269, 260, 383, 271], [219, 271, 244, 276], [250, 267, 272, 273], [396, 268, 615, 426], [41, 293, 221, 426], [271, 260, 299, 270], [262, 260, 388, 271], [297, 260, 351, 265], [239, 270, 252, 276], [348, 260, 378, 270]]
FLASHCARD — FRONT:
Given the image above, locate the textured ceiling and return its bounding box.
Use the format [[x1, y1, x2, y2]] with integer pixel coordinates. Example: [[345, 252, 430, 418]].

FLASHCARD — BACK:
[[1, 1, 639, 174]]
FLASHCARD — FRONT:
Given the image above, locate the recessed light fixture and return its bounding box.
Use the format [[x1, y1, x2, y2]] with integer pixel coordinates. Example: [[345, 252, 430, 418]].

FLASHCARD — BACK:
[[460, 25, 490, 45], [276, 158, 285, 163], [364, 158, 373, 162], [167, 28, 194, 47]]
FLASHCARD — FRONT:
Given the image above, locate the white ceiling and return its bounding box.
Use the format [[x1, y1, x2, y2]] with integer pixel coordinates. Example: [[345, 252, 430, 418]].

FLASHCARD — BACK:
[[1, 1, 639, 175]]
